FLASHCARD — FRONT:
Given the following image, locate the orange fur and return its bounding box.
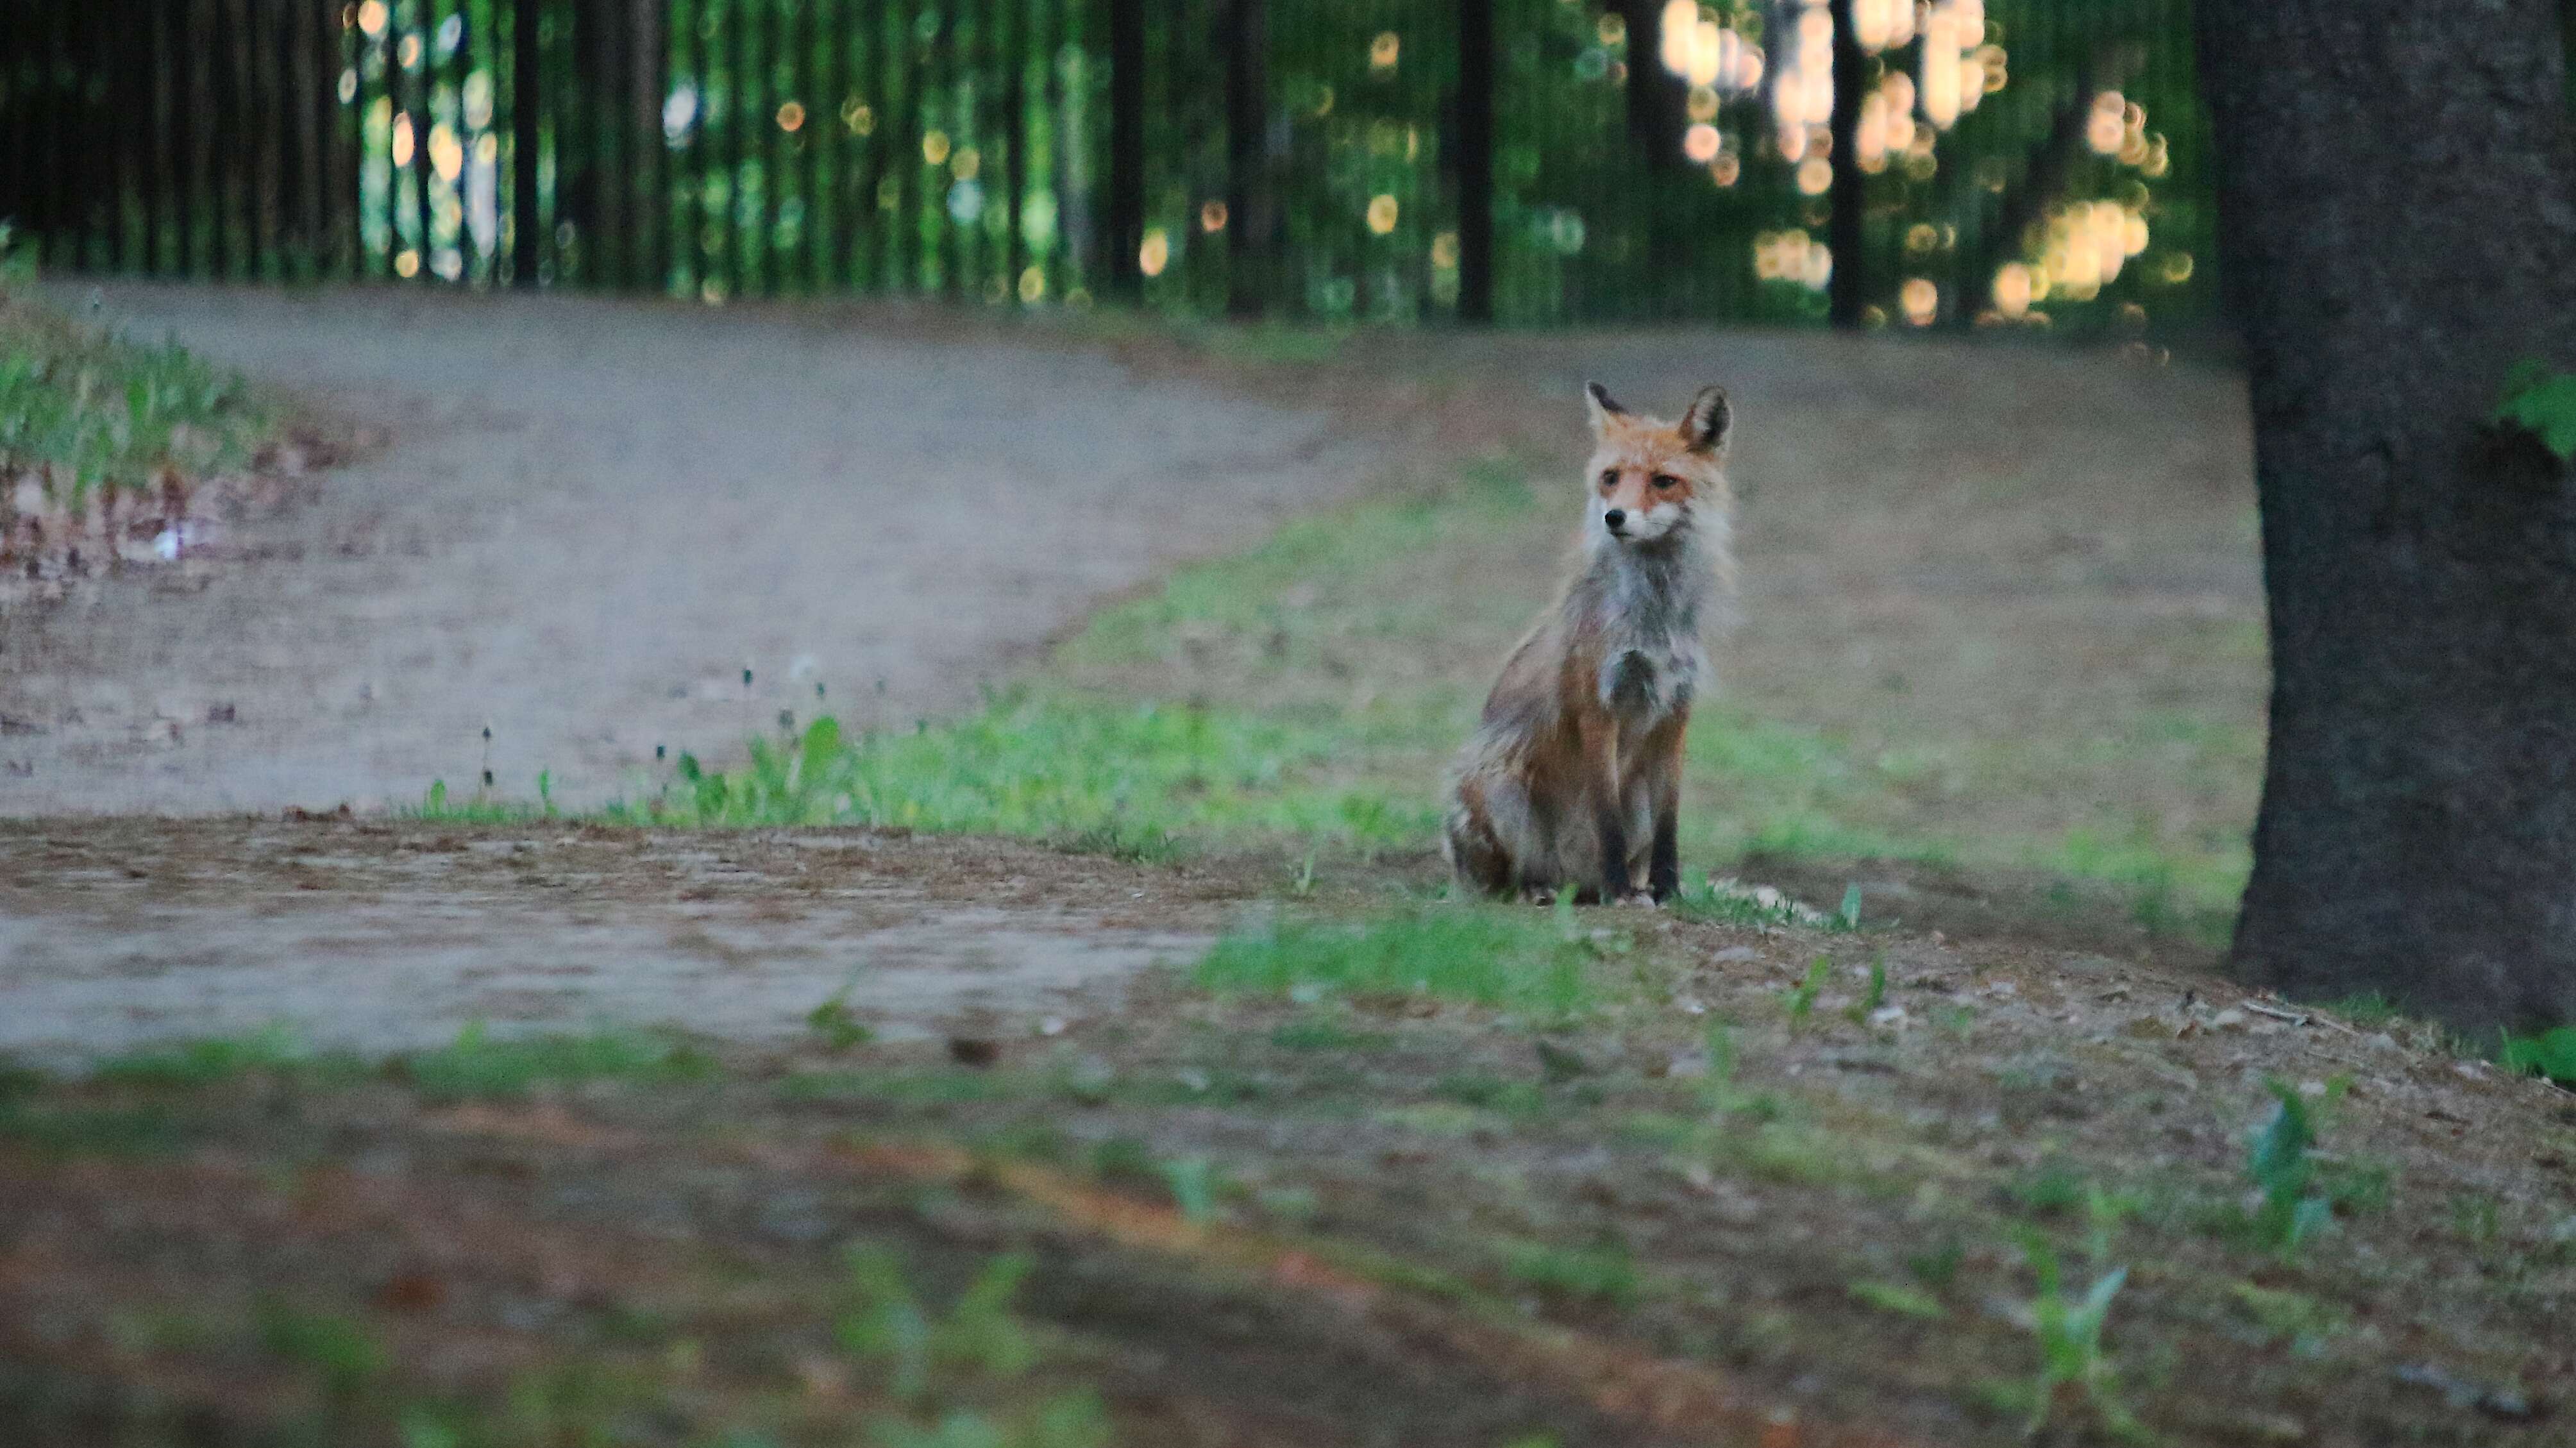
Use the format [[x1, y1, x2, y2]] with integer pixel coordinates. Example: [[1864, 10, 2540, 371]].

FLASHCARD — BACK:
[[1444, 382, 1734, 903]]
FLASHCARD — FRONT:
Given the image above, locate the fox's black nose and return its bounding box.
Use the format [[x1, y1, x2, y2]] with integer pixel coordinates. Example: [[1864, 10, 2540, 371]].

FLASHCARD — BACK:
[[1603, 508, 1628, 533]]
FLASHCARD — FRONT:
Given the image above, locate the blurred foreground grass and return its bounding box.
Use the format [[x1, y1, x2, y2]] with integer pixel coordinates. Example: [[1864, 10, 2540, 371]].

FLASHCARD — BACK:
[[0, 255, 269, 504]]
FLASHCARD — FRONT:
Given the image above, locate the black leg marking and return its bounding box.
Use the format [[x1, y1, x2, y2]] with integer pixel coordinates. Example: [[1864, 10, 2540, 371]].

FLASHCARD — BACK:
[[1597, 807, 1633, 900], [1649, 807, 1679, 903]]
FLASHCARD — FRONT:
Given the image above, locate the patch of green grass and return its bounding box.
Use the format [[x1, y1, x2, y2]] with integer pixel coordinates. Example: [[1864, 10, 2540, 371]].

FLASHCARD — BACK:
[[2502, 1025, 2576, 1088], [397, 1023, 716, 1101], [2328, 992, 2407, 1031], [1433, 1072, 1548, 1118], [255, 1301, 388, 1401], [2495, 358, 2576, 462], [0, 285, 270, 505], [1497, 1240, 1639, 1309], [0, 1100, 187, 1157], [836, 1248, 1112, 1448], [1193, 905, 1601, 1017], [1849, 1279, 1946, 1320], [2230, 1283, 2346, 1357], [88, 1026, 324, 1088], [595, 700, 1437, 852], [1267, 1014, 1393, 1052]]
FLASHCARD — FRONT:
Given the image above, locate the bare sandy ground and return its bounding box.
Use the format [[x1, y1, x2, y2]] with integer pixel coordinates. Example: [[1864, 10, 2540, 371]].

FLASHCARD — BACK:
[[0, 284, 1367, 814], [0, 290, 2253, 1061], [0, 818, 1243, 1068]]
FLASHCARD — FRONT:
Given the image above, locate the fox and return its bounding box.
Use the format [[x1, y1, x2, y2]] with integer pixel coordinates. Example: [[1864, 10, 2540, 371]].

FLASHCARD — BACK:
[[1442, 379, 1735, 905]]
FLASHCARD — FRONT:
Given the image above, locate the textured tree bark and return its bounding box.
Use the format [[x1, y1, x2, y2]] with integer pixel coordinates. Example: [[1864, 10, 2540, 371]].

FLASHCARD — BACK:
[[2202, 0, 2576, 1032]]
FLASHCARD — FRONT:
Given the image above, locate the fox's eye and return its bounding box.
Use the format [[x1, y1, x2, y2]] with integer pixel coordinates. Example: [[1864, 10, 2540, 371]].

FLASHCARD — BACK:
[[1599, 469, 1619, 490], [1651, 473, 1679, 491]]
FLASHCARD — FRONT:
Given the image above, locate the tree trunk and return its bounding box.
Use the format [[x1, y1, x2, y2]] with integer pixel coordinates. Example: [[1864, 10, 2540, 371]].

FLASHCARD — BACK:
[[1103, 0, 1145, 300], [1454, 0, 1494, 323], [2203, 0, 2576, 1034], [1826, 0, 1864, 327], [1224, 0, 1268, 317]]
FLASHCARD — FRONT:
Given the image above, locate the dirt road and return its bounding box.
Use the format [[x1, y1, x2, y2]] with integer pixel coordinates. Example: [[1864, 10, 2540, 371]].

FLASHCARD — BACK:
[[0, 285, 1367, 815]]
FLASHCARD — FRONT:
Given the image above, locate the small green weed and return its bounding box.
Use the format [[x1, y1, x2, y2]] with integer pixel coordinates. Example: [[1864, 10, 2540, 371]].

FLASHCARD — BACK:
[[2244, 1075, 2346, 1259], [399, 1023, 716, 1100], [1195, 905, 1598, 1017], [808, 994, 877, 1051], [1783, 956, 1831, 1028], [837, 1249, 1111, 1448], [1998, 1233, 2147, 1444], [1846, 952, 1887, 1024]]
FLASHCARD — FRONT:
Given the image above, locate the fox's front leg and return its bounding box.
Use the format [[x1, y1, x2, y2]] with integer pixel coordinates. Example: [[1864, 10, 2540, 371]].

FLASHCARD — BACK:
[[1647, 716, 1687, 902], [1579, 713, 1637, 902]]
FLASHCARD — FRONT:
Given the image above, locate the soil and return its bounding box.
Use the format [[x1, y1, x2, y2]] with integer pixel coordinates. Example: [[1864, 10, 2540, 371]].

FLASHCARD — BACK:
[[0, 283, 1369, 815], [16, 290, 2557, 1447]]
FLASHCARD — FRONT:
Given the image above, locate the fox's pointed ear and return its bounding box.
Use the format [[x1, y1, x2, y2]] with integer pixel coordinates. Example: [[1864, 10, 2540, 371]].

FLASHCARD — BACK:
[[1584, 381, 1626, 436], [1681, 385, 1732, 455]]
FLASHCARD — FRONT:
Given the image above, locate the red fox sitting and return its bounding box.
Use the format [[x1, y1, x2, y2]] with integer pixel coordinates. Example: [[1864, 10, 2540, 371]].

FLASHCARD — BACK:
[[1444, 381, 1735, 904]]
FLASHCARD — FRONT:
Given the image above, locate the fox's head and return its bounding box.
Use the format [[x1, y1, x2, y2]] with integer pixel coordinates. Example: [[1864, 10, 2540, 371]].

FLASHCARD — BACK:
[[1580, 381, 1731, 549]]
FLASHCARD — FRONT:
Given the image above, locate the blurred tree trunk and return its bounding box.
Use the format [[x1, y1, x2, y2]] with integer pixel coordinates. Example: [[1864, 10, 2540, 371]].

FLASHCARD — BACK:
[[1455, 0, 1493, 323], [1826, 0, 1863, 326], [2203, 0, 2576, 1033], [1224, 0, 1269, 317], [1610, 0, 1685, 165], [1104, 0, 1145, 299]]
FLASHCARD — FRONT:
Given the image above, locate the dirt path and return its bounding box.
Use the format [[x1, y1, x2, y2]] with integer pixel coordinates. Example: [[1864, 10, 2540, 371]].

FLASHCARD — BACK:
[[0, 284, 1367, 815], [0, 818, 1250, 1067]]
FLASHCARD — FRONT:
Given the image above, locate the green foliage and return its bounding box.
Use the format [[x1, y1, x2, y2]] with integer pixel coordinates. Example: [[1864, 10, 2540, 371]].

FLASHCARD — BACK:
[[2006, 1234, 2147, 1444], [2244, 1075, 2347, 1258], [1194, 905, 1600, 1017], [1846, 952, 1888, 1024], [2328, 992, 2405, 1030], [1783, 956, 1831, 1028], [398, 1023, 716, 1100], [838, 1250, 1109, 1448], [2496, 360, 2576, 462], [631, 701, 1435, 852], [0, 298, 268, 506], [1848, 1279, 1946, 1320], [808, 993, 877, 1051], [88, 1027, 313, 1087], [256, 1302, 388, 1402], [2502, 1026, 2576, 1087], [1497, 1240, 1638, 1309]]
